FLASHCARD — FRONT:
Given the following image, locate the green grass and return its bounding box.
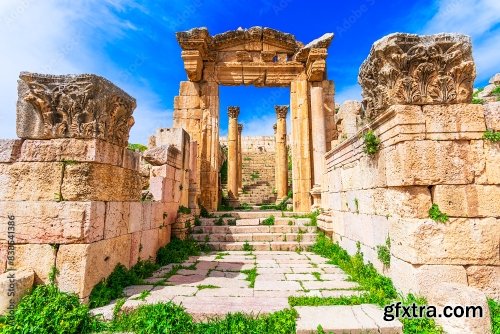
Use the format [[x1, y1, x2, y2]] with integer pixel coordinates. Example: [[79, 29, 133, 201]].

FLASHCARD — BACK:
[[489, 298, 500, 334], [215, 252, 229, 260], [242, 241, 254, 252], [237, 202, 252, 211], [127, 143, 148, 152], [133, 290, 151, 301], [261, 215, 275, 225], [398, 295, 443, 334], [428, 204, 449, 223], [312, 272, 322, 281], [241, 267, 258, 288], [197, 285, 220, 290], [292, 210, 319, 226]]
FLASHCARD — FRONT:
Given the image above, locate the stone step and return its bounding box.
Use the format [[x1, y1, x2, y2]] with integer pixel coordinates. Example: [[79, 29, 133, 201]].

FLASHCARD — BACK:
[[295, 305, 403, 334], [193, 225, 317, 234], [198, 217, 311, 226], [207, 241, 315, 251], [192, 233, 317, 243], [212, 211, 308, 219]]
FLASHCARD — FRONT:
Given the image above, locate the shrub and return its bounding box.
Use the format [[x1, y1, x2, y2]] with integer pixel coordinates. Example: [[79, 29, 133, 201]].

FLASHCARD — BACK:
[[242, 241, 254, 252], [363, 130, 380, 155], [428, 204, 449, 223], [488, 298, 500, 334], [177, 205, 191, 214], [484, 130, 500, 142], [156, 238, 201, 266], [261, 215, 275, 225], [0, 284, 103, 334], [377, 236, 391, 267], [127, 143, 148, 152]]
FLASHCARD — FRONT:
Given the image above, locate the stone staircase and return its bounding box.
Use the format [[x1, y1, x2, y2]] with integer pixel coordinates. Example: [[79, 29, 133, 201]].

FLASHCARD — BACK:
[[191, 211, 317, 251], [239, 152, 276, 205]]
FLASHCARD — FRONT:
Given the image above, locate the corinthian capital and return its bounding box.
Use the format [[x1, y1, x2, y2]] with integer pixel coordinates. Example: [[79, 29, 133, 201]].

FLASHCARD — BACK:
[[228, 106, 240, 118], [275, 105, 289, 119]]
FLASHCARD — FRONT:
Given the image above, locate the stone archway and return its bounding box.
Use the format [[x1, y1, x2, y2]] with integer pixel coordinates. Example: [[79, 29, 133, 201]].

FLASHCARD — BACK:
[[172, 27, 337, 212]]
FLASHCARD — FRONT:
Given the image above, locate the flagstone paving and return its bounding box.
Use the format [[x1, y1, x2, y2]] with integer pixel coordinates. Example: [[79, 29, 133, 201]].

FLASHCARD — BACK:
[[91, 251, 362, 321]]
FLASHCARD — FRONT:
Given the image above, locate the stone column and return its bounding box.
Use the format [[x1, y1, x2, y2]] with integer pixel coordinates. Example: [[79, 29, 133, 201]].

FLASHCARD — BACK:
[[227, 106, 240, 205], [275, 106, 289, 203], [309, 82, 327, 209], [290, 76, 312, 212], [237, 124, 243, 191], [273, 123, 278, 198]]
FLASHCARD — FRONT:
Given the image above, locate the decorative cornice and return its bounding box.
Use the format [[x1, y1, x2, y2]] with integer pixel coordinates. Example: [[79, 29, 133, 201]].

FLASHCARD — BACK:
[[228, 106, 240, 118], [275, 105, 289, 119]]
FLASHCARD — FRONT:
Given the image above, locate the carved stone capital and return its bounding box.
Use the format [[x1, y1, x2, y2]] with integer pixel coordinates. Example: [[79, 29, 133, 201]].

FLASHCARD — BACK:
[[306, 48, 327, 81], [237, 123, 243, 132], [275, 105, 289, 119], [16, 72, 136, 147], [181, 50, 203, 81], [228, 106, 240, 118], [358, 33, 476, 119]]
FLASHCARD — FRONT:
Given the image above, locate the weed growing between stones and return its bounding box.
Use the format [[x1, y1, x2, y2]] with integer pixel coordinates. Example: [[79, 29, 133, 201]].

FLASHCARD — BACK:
[[363, 130, 380, 155], [214, 217, 224, 226], [242, 241, 254, 252], [483, 130, 500, 142], [293, 210, 319, 226], [241, 267, 258, 288], [376, 236, 391, 267], [133, 290, 151, 301], [227, 219, 237, 226], [177, 205, 191, 214], [428, 204, 449, 223], [312, 272, 323, 281], [488, 298, 499, 334], [215, 252, 229, 260], [197, 284, 220, 290], [261, 215, 275, 225], [127, 143, 148, 152]]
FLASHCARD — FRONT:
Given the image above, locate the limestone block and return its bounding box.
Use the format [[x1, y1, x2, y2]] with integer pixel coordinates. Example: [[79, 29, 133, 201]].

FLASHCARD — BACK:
[[11, 244, 56, 284], [56, 234, 131, 299], [158, 225, 171, 247], [104, 202, 130, 239], [141, 202, 152, 230], [466, 266, 500, 300], [139, 229, 159, 261], [151, 164, 176, 179], [0, 244, 6, 274], [128, 202, 142, 233], [0, 139, 22, 163], [19, 139, 123, 166], [483, 141, 500, 184], [0, 269, 34, 315], [122, 149, 141, 171], [0, 162, 62, 201], [385, 140, 478, 186], [489, 73, 500, 85], [377, 187, 432, 219], [174, 95, 200, 109], [17, 72, 136, 147], [61, 163, 142, 201], [151, 202, 165, 229], [143, 145, 181, 167], [433, 185, 500, 217], [390, 217, 500, 265], [427, 283, 491, 334], [423, 104, 486, 140], [389, 256, 468, 296], [149, 176, 175, 202], [129, 231, 141, 267], [0, 201, 105, 244], [358, 152, 387, 189], [179, 81, 200, 96], [483, 102, 500, 131]]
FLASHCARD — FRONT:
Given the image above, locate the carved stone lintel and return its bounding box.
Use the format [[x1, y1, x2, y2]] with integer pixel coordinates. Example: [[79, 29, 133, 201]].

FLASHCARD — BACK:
[[236, 51, 253, 62], [237, 123, 243, 132], [275, 105, 289, 119], [228, 106, 240, 118], [358, 33, 476, 119], [16, 72, 136, 147], [306, 48, 327, 81], [261, 51, 275, 62], [181, 50, 203, 81]]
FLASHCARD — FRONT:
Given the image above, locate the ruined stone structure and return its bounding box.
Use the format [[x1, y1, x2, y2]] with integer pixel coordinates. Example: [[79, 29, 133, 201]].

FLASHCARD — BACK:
[[274, 105, 289, 203], [319, 33, 500, 302], [0, 73, 189, 302], [173, 27, 336, 212]]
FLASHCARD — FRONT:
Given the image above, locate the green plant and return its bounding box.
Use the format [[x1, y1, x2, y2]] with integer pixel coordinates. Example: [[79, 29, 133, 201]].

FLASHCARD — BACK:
[[133, 290, 151, 301], [244, 156, 252, 161], [127, 143, 148, 152], [156, 238, 203, 267], [194, 217, 201, 226], [471, 87, 485, 104], [398, 294, 444, 334], [428, 204, 449, 223], [228, 219, 237, 226], [261, 215, 275, 226], [488, 298, 500, 334], [484, 130, 500, 142], [293, 210, 319, 226], [241, 267, 258, 288], [242, 241, 254, 252], [312, 272, 322, 281], [214, 217, 224, 226], [0, 284, 104, 334], [199, 204, 213, 218], [354, 198, 359, 214], [177, 205, 191, 214], [197, 284, 220, 290], [215, 252, 229, 260], [363, 130, 381, 155], [288, 220, 293, 226], [237, 202, 252, 211], [377, 235, 391, 267], [250, 171, 260, 181], [48, 266, 59, 284]]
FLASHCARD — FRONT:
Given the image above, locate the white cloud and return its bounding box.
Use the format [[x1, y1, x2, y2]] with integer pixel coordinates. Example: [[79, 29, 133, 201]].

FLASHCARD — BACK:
[[334, 85, 362, 105], [422, 0, 500, 82], [0, 0, 167, 143]]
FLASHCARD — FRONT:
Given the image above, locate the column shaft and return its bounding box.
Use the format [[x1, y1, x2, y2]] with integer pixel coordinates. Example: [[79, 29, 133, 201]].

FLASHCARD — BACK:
[[275, 106, 288, 202], [237, 124, 243, 190], [310, 83, 326, 186], [227, 107, 239, 202]]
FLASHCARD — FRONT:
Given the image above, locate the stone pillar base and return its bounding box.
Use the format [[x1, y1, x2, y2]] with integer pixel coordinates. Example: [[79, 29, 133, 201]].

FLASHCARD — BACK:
[[228, 199, 240, 208], [310, 185, 322, 210]]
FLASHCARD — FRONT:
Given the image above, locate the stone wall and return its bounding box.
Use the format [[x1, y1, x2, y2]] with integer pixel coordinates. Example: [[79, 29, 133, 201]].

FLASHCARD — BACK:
[[319, 34, 500, 300], [220, 135, 288, 153], [0, 73, 188, 302]]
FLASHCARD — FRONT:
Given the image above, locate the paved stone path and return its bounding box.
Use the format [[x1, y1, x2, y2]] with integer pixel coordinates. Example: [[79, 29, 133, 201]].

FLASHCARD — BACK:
[[92, 251, 361, 320]]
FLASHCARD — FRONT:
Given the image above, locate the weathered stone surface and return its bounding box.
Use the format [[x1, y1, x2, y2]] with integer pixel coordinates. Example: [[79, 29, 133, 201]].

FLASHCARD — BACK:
[[466, 266, 500, 300], [359, 33, 475, 118], [143, 145, 181, 167], [0, 139, 22, 163], [56, 234, 131, 298], [432, 185, 500, 217], [17, 72, 136, 147], [61, 163, 142, 201], [489, 73, 500, 85], [391, 217, 499, 265], [104, 202, 130, 239], [423, 104, 486, 139], [335, 100, 361, 139], [483, 102, 500, 131], [19, 138, 123, 166], [11, 244, 56, 284], [427, 283, 491, 334], [0, 201, 105, 244], [0, 269, 34, 315]]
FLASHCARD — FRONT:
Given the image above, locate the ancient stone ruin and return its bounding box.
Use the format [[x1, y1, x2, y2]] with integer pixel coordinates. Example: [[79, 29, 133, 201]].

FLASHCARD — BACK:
[[0, 28, 498, 333]]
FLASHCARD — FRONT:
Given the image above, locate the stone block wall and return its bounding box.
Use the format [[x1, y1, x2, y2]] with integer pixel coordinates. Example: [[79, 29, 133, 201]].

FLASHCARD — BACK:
[[320, 103, 500, 299], [0, 73, 188, 302]]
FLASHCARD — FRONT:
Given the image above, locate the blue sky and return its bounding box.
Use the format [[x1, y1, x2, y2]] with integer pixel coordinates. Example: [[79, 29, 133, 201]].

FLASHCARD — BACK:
[[0, 0, 499, 143]]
